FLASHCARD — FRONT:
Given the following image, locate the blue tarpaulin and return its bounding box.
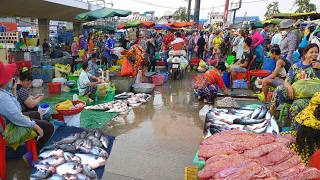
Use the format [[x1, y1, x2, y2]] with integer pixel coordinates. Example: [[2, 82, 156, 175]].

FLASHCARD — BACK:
[[154, 24, 172, 30], [31, 126, 115, 180]]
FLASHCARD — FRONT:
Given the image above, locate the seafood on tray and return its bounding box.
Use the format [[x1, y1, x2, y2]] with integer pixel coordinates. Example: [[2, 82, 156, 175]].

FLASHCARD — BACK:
[[85, 93, 151, 114], [31, 129, 108, 180], [204, 106, 280, 136]]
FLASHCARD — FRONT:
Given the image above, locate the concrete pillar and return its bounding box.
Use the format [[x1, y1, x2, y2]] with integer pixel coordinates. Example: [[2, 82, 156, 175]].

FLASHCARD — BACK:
[[38, 19, 49, 44], [73, 22, 81, 37]]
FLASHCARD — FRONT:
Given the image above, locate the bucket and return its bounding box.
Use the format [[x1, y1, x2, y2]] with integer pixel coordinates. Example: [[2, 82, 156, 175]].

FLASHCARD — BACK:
[[48, 82, 62, 94], [262, 58, 276, 72], [63, 113, 81, 127], [227, 56, 235, 65], [222, 72, 230, 87]]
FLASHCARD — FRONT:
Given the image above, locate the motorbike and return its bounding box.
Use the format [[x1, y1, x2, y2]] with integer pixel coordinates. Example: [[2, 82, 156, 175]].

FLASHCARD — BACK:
[[170, 56, 182, 80]]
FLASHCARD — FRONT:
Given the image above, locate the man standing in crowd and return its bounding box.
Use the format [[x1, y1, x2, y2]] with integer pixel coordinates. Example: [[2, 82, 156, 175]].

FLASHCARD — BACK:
[[279, 19, 297, 62], [260, 24, 269, 52], [105, 31, 115, 68]]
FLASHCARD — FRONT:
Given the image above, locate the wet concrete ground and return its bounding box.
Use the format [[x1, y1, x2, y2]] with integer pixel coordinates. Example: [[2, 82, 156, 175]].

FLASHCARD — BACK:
[[6, 72, 259, 180]]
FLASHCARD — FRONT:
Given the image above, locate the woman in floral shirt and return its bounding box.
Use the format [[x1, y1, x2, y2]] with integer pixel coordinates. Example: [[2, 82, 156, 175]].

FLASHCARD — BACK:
[[270, 44, 320, 129]]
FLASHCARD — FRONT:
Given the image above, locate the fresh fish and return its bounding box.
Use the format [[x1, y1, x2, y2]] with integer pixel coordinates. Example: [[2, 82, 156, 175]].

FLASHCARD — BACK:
[[92, 139, 103, 148], [63, 152, 81, 164], [79, 146, 109, 157], [55, 133, 80, 145], [56, 162, 83, 176], [62, 174, 78, 180], [80, 131, 88, 138], [39, 149, 64, 159], [48, 174, 67, 180], [30, 170, 52, 179], [40, 156, 66, 167], [251, 107, 262, 119], [257, 106, 268, 119], [243, 120, 269, 133], [75, 153, 106, 169], [271, 116, 280, 135], [265, 110, 271, 120], [87, 130, 95, 137], [74, 138, 85, 149], [34, 164, 56, 173], [83, 139, 93, 149], [266, 123, 274, 134], [56, 144, 77, 153], [94, 129, 101, 139], [233, 117, 265, 125], [82, 165, 97, 179], [77, 173, 90, 180], [87, 135, 100, 142], [100, 135, 109, 149], [41, 144, 58, 151]]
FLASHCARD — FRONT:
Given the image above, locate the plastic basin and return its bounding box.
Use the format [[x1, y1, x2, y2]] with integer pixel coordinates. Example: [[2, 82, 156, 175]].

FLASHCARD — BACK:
[[250, 70, 271, 77], [132, 83, 154, 94], [48, 82, 62, 94]]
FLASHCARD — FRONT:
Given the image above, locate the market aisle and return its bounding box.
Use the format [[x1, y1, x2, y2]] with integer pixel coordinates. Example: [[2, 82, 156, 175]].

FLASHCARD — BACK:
[[103, 73, 204, 180]]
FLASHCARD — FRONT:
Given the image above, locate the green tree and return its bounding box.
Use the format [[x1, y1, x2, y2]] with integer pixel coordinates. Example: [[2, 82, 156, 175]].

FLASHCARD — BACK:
[[264, 2, 280, 19], [173, 7, 188, 22], [293, 0, 317, 13]]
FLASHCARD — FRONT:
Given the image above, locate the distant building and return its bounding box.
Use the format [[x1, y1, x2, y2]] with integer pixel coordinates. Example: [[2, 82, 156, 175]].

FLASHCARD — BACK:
[[234, 16, 260, 23], [132, 11, 155, 21]]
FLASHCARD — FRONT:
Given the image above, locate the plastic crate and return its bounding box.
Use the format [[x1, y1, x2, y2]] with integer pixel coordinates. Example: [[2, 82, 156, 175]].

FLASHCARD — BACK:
[[184, 166, 198, 180], [233, 80, 248, 89], [14, 60, 32, 75]]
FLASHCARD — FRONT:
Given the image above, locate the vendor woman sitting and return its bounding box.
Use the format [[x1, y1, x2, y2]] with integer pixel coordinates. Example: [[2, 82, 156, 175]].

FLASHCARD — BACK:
[[194, 63, 229, 103], [78, 61, 103, 103], [17, 67, 44, 119], [283, 92, 320, 165]]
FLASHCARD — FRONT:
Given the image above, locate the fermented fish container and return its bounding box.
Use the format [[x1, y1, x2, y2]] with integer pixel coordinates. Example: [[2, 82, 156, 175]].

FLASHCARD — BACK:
[[64, 113, 81, 127]]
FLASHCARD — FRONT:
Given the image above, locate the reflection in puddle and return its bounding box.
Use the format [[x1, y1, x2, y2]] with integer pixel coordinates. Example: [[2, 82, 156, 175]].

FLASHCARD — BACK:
[[153, 93, 163, 108], [113, 109, 136, 125]]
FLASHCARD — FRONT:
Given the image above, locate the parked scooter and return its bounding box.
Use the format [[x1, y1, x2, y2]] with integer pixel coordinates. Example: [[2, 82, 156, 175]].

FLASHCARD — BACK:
[[170, 56, 182, 80]]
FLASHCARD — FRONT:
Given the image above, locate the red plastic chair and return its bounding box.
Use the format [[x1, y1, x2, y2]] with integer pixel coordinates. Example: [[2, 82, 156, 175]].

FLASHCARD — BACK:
[[234, 56, 256, 88], [0, 115, 38, 179]]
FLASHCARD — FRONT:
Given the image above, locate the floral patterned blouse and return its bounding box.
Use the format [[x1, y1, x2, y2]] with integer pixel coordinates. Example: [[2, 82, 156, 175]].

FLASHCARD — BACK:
[[286, 61, 320, 85]]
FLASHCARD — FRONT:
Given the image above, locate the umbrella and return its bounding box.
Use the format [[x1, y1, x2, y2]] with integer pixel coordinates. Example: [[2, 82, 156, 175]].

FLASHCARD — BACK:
[[75, 7, 132, 21], [123, 20, 155, 28], [117, 23, 126, 29], [154, 24, 172, 30], [165, 22, 196, 28]]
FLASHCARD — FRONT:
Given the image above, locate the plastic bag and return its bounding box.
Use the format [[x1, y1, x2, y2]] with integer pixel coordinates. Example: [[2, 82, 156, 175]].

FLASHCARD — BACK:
[[135, 70, 142, 84], [166, 57, 173, 64], [199, 60, 206, 68], [4, 123, 37, 150], [293, 79, 320, 99], [180, 57, 189, 70], [120, 58, 133, 76], [199, 105, 213, 121], [32, 79, 43, 88]]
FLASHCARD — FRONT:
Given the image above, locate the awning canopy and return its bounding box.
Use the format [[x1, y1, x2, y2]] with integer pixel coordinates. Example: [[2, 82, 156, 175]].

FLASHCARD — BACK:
[[117, 20, 155, 29], [261, 19, 281, 25], [165, 22, 196, 28], [83, 25, 115, 31], [153, 24, 172, 30], [244, 21, 263, 29], [272, 12, 320, 20], [75, 7, 132, 21]]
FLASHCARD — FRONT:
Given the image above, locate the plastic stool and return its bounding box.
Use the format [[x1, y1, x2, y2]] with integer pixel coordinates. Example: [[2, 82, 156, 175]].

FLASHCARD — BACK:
[[279, 103, 292, 127], [0, 116, 38, 179]]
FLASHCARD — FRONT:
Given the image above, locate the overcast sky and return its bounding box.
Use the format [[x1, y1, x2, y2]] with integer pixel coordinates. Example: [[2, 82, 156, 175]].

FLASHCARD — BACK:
[[111, 0, 320, 20]]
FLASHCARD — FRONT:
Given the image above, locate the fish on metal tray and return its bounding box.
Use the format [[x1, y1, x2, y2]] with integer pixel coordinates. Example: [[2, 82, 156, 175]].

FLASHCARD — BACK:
[[34, 164, 56, 173], [251, 107, 262, 119], [39, 149, 64, 159], [30, 170, 52, 179], [233, 117, 265, 125], [257, 106, 268, 119], [75, 153, 106, 169], [100, 135, 109, 149], [79, 146, 109, 157], [48, 174, 67, 180], [56, 162, 83, 176], [82, 165, 97, 179], [40, 156, 66, 167], [55, 133, 80, 145]]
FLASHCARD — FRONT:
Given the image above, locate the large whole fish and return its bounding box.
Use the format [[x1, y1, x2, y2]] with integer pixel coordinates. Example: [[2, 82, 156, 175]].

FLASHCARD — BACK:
[[270, 116, 280, 135], [233, 117, 265, 125], [75, 153, 106, 169], [257, 106, 268, 119], [40, 156, 66, 167], [56, 144, 77, 153], [30, 170, 52, 179], [48, 174, 66, 180], [94, 129, 102, 139], [39, 149, 64, 159], [63, 152, 81, 164], [62, 174, 78, 180], [251, 107, 262, 119], [55, 133, 80, 145], [80, 131, 88, 138], [56, 162, 83, 176], [265, 110, 271, 120], [82, 165, 97, 179], [79, 146, 109, 157], [77, 173, 91, 180], [243, 120, 269, 133], [74, 138, 92, 149], [34, 164, 56, 173]]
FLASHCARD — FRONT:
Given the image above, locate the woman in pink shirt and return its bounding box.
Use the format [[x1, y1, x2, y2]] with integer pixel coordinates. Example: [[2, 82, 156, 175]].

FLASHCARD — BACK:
[[249, 23, 264, 65], [71, 37, 79, 73]]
